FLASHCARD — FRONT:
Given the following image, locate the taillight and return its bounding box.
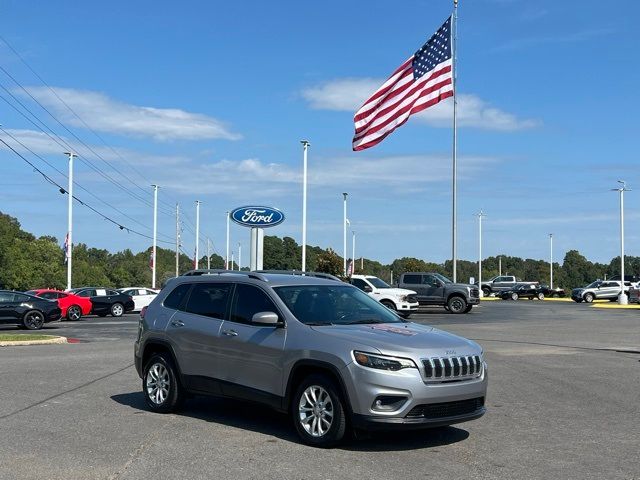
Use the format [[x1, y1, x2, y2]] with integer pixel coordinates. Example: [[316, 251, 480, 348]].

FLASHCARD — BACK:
[[140, 306, 147, 319]]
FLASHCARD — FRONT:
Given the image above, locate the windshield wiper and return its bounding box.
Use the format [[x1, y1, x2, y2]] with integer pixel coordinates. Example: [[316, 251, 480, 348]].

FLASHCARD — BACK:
[[305, 322, 333, 326], [344, 319, 387, 325]]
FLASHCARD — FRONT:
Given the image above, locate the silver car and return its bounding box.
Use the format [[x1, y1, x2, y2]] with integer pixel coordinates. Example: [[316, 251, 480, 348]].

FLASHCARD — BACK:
[[134, 272, 487, 447]]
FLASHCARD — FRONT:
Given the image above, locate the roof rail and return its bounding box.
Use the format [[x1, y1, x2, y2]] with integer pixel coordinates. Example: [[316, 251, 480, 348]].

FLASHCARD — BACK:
[[254, 270, 343, 282], [181, 269, 268, 282]]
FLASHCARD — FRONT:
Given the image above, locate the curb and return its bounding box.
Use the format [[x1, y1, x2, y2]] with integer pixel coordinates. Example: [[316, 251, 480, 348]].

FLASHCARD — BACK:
[[0, 336, 68, 347], [591, 303, 640, 310]]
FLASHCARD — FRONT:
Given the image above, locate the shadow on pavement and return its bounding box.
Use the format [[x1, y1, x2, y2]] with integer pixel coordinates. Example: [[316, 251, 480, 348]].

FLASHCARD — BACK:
[[111, 392, 469, 451]]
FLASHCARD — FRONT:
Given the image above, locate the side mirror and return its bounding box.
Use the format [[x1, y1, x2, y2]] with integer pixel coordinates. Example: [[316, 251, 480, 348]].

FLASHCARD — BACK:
[[431, 281, 441, 287], [252, 311, 280, 326], [363, 285, 373, 293]]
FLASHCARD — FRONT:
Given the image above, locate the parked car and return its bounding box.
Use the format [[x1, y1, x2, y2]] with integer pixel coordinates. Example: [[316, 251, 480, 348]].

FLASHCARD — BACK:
[[539, 285, 566, 298], [396, 272, 479, 314], [135, 272, 487, 447], [117, 288, 159, 312], [0, 290, 62, 329], [350, 274, 419, 318], [480, 275, 539, 296], [571, 280, 632, 303], [25, 289, 92, 321], [69, 287, 135, 317], [500, 284, 545, 301]]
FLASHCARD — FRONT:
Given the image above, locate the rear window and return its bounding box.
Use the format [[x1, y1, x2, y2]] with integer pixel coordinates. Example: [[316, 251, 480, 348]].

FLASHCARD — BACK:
[[402, 274, 422, 285], [184, 283, 231, 319], [163, 284, 191, 310]]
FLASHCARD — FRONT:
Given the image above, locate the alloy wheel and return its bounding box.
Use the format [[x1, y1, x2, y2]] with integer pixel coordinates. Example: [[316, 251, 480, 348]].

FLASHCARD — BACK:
[[146, 363, 170, 405], [111, 303, 124, 316], [24, 311, 44, 330], [67, 306, 81, 321], [298, 385, 334, 438]]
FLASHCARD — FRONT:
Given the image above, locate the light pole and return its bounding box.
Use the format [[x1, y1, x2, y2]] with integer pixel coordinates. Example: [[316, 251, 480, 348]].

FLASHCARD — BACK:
[[151, 184, 158, 289], [195, 200, 201, 269], [175, 203, 180, 277], [207, 237, 211, 270], [342, 193, 348, 276], [352, 231, 356, 275], [549, 234, 553, 290], [225, 211, 230, 270], [612, 181, 630, 304], [476, 210, 486, 297], [64, 152, 75, 290], [301, 140, 309, 272], [238, 242, 242, 271]]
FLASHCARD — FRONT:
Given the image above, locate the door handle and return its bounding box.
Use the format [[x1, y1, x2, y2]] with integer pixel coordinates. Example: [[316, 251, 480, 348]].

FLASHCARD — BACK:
[[222, 329, 238, 337], [170, 320, 185, 327]]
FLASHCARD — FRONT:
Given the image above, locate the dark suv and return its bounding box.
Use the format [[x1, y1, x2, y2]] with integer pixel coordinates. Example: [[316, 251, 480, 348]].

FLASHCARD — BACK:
[[134, 272, 487, 447], [396, 272, 479, 313]]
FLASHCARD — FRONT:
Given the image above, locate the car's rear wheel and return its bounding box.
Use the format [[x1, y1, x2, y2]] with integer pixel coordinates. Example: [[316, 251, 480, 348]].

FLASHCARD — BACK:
[[143, 353, 184, 413], [23, 310, 45, 330], [481, 287, 491, 297], [511, 293, 519, 301], [111, 303, 124, 317], [463, 305, 473, 313], [292, 374, 346, 447], [66, 305, 82, 321], [537, 293, 545, 300], [447, 295, 467, 314], [584, 293, 594, 303]]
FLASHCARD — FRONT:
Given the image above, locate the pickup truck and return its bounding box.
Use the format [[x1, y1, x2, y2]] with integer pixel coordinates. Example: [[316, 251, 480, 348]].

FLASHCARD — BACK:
[[350, 274, 419, 318], [396, 272, 479, 314], [480, 275, 538, 296]]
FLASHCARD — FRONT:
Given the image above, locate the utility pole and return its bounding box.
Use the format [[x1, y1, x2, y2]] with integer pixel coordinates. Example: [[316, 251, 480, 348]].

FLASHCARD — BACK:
[[498, 256, 502, 276], [175, 203, 180, 277], [151, 184, 158, 289], [612, 181, 630, 304], [207, 237, 211, 270], [238, 242, 242, 271], [231, 251, 235, 271], [343, 193, 348, 276], [476, 210, 486, 297], [301, 140, 309, 272], [225, 211, 230, 269], [549, 234, 553, 290], [64, 152, 75, 290], [195, 201, 201, 269]]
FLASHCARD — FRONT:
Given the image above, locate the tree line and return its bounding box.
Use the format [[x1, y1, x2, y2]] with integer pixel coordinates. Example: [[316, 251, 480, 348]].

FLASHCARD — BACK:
[[0, 211, 636, 291]]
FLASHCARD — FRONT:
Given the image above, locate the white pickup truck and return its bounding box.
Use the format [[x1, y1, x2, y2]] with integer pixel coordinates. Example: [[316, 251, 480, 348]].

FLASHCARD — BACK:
[[350, 274, 419, 318]]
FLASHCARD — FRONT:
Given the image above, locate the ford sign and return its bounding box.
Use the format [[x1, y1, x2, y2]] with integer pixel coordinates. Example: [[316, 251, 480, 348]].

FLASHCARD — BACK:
[[230, 206, 285, 228]]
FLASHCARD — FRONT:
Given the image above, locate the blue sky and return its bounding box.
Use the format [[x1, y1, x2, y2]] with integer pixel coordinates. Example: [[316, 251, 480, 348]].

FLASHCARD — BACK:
[[1, 0, 639, 268]]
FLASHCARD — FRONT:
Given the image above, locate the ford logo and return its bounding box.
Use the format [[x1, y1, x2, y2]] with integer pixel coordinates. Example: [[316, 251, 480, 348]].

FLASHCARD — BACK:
[[230, 206, 285, 228]]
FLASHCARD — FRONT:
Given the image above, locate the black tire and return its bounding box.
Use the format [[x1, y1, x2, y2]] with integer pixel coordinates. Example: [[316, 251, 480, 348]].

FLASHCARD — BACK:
[[574, 299, 582, 303], [23, 310, 45, 330], [380, 300, 396, 312], [584, 293, 594, 303], [447, 295, 467, 314], [609, 298, 617, 302], [110, 303, 124, 317], [481, 287, 491, 297], [292, 374, 347, 447], [463, 305, 473, 313], [511, 293, 519, 301], [398, 312, 411, 319], [66, 305, 82, 321], [142, 353, 184, 413]]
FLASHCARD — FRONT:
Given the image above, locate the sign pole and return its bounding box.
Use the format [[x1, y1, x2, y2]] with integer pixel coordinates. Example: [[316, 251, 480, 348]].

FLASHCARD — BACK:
[[301, 140, 309, 272], [451, 0, 458, 282]]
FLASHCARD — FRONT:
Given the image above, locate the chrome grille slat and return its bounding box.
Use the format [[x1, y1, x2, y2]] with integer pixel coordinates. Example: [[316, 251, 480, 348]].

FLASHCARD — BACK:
[[421, 355, 483, 382]]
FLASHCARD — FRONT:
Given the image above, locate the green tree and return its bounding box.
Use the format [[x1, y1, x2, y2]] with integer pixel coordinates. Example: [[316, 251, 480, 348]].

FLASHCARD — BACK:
[[316, 248, 343, 276]]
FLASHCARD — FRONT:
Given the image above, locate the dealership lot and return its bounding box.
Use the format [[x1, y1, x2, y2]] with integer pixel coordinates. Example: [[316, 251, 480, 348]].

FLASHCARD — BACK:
[[1, 302, 638, 480]]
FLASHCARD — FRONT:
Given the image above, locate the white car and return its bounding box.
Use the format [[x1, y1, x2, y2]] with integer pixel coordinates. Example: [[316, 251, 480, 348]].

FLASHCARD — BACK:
[[350, 274, 419, 318], [117, 287, 158, 311]]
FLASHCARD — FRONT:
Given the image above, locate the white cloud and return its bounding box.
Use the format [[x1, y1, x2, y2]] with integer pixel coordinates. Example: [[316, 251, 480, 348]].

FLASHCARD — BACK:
[[19, 87, 241, 141], [301, 80, 539, 131]]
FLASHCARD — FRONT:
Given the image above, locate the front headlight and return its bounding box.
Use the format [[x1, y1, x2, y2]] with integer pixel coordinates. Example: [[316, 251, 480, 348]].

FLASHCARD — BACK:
[[399, 295, 408, 302], [353, 351, 417, 371]]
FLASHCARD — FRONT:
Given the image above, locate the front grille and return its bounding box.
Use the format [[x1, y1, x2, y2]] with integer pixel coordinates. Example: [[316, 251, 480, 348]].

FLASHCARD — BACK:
[[470, 288, 480, 298], [405, 397, 484, 419], [422, 355, 482, 382]]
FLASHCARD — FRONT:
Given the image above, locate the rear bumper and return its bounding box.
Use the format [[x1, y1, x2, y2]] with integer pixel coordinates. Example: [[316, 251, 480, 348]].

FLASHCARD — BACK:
[[45, 308, 62, 323]]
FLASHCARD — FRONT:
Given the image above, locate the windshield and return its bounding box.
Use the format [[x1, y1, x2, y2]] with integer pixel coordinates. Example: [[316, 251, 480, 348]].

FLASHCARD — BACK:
[[274, 285, 404, 326], [434, 273, 453, 284], [367, 277, 391, 289]]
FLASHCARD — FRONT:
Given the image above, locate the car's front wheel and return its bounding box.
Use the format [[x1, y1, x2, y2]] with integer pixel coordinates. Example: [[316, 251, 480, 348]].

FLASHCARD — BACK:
[[584, 293, 594, 303], [380, 300, 396, 312], [292, 374, 347, 447], [111, 303, 124, 317], [143, 353, 183, 413], [537, 293, 545, 300], [66, 305, 82, 321], [511, 293, 519, 301], [22, 310, 45, 330], [447, 295, 468, 314]]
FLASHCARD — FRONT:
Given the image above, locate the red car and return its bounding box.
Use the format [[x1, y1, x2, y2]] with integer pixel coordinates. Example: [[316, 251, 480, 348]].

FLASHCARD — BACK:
[[25, 289, 92, 321]]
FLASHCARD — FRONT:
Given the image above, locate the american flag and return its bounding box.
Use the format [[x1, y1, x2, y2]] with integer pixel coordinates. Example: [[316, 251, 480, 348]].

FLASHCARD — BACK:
[[63, 233, 70, 264], [352, 16, 453, 151]]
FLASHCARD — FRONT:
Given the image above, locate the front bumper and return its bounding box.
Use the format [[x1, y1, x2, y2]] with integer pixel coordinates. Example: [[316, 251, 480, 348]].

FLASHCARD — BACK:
[[397, 301, 419, 312], [342, 359, 488, 431]]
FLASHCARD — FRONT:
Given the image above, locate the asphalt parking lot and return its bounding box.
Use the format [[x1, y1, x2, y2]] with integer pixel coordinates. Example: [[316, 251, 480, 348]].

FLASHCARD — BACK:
[[1, 301, 639, 480]]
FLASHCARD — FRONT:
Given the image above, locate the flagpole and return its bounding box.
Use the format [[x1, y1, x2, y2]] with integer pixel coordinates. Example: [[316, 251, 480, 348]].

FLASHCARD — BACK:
[[451, 0, 458, 283]]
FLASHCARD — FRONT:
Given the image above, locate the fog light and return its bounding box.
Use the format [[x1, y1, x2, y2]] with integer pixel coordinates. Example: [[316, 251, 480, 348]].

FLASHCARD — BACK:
[[372, 395, 408, 412]]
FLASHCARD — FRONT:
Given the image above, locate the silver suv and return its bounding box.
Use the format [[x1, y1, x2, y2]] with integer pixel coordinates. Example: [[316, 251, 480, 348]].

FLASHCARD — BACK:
[[134, 272, 487, 447]]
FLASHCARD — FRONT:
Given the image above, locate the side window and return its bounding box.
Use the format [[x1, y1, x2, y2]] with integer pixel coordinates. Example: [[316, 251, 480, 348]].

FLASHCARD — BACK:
[[423, 274, 437, 285], [163, 284, 192, 310], [0, 292, 15, 303], [230, 284, 279, 325], [402, 274, 422, 285], [40, 292, 58, 300], [78, 290, 95, 297], [185, 283, 231, 319], [351, 278, 368, 291], [106, 290, 119, 296], [14, 294, 30, 302]]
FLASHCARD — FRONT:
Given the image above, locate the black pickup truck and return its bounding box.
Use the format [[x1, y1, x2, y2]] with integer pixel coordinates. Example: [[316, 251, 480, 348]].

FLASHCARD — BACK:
[[396, 272, 480, 314]]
